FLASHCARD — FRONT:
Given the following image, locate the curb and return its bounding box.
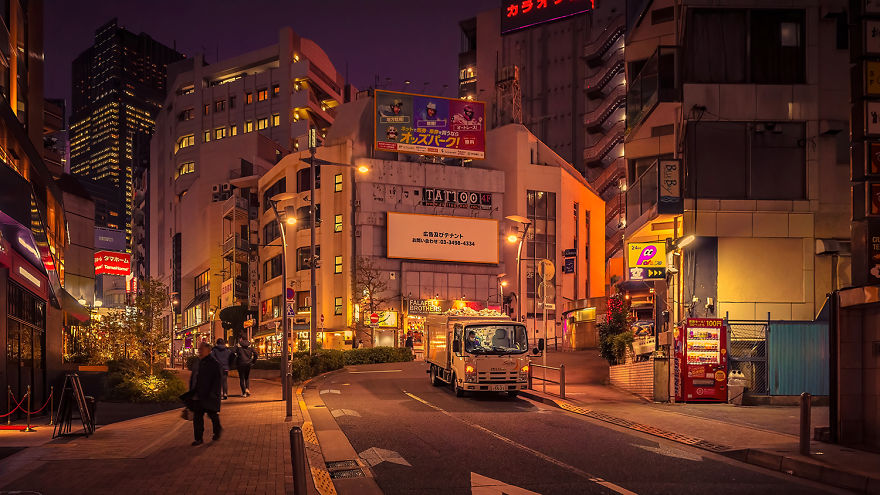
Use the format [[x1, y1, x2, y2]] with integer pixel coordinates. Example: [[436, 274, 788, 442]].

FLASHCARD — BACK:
[[521, 389, 880, 494]]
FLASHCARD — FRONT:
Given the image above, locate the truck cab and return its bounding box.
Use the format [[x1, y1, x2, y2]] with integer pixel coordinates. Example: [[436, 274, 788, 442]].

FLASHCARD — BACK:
[[426, 315, 542, 397]]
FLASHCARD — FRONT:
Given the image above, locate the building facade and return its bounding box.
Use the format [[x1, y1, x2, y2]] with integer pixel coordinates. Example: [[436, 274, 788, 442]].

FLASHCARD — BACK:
[[149, 28, 351, 359], [623, 1, 849, 328], [69, 18, 184, 251]]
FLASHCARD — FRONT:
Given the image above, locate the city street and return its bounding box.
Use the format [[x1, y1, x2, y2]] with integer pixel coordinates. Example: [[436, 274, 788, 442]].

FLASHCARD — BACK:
[[313, 362, 842, 495]]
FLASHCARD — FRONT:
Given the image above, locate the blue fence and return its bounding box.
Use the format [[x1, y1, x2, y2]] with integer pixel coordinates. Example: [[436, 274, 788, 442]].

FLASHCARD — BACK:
[[768, 321, 829, 396]]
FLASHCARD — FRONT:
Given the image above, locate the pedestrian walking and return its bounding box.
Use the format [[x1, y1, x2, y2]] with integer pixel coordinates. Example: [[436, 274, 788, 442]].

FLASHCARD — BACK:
[[210, 338, 232, 400], [185, 341, 222, 446], [233, 338, 258, 397], [405, 332, 414, 351]]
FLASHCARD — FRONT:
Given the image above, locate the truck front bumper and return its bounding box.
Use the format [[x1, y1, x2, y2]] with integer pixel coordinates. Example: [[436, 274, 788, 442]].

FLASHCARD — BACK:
[[462, 382, 527, 391]]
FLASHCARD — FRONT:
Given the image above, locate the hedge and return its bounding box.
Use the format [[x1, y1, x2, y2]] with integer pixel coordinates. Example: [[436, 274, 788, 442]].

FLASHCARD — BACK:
[[105, 359, 187, 402]]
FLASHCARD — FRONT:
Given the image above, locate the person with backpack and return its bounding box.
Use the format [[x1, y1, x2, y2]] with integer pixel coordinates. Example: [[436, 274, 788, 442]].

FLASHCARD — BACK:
[[233, 338, 258, 397], [210, 338, 232, 400]]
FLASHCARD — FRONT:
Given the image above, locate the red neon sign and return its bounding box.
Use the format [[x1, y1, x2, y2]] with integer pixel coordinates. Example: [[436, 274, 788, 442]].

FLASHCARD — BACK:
[[502, 0, 593, 34], [94, 250, 131, 276]]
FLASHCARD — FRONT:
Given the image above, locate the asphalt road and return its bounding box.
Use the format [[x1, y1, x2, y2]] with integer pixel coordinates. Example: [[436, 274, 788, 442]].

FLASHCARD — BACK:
[[314, 361, 842, 495]]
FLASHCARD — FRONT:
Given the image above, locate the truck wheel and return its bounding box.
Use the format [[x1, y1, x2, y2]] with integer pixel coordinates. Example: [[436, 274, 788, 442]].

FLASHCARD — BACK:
[[430, 366, 443, 387], [453, 374, 464, 397]]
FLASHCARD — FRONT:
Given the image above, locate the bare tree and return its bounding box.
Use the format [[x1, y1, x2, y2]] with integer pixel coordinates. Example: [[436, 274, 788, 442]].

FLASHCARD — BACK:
[[352, 256, 396, 345]]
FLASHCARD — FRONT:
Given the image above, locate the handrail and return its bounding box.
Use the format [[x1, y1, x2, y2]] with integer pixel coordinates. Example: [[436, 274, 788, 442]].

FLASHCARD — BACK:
[[527, 363, 565, 398], [591, 157, 625, 195], [584, 85, 626, 130], [583, 122, 625, 166], [583, 15, 625, 63], [584, 60, 624, 96]]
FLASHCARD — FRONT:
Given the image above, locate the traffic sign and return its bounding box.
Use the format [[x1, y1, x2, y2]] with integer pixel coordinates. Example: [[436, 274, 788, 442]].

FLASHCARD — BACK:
[[537, 259, 555, 280], [287, 303, 296, 317], [370, 313, 380, 325], [562, 248, 577, 258], [540, 303, 556, 310], [537, 282, 555, 301], [563, 258, 575, 274], [286, 287, 295, 301]]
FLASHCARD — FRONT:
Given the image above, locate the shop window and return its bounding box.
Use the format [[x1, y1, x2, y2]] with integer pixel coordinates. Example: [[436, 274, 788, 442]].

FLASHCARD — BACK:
[[334, 173, 343, 192], [296, 245, 320, 271], [334, 297, 343, 315], [334, 255, 343, 274], [334, 214, 343, 233], [272, 113, 280, 126], [257, 117, 269, 130]]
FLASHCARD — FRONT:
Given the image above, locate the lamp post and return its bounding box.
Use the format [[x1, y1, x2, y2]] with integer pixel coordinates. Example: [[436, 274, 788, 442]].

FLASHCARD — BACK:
[[308, 129, 318, 356], [269, 192, 297, 419], [506, 216, 531, 324]]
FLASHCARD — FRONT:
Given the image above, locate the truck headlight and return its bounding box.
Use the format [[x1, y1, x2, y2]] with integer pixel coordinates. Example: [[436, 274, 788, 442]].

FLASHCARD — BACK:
[[465, 364, 476, 381], [519, 364, 529, 379]]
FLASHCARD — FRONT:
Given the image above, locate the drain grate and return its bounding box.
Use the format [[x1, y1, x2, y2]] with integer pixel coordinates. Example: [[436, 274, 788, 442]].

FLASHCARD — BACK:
[[329, 468, 365, 479], [326, 460, 359, 470]]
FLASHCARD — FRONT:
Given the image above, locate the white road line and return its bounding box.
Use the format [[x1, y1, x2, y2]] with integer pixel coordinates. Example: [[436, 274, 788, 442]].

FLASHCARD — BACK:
[[403, 391, 638, 495], [347, 369, 403, 374]]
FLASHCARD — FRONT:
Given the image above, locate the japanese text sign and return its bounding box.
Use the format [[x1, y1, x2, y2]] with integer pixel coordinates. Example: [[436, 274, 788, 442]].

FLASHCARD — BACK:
[[627, 242, 667, 281], [374, 90, 485, 159], [502, 0, 593, 34], [94, 250, 131, 276], [386, 212, 499, 264]]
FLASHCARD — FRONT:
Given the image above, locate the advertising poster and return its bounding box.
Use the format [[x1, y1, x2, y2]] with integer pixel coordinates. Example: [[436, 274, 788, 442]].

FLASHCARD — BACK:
[[94, 251, 131, 276], [386, 212, 499, 264], [374, 90, 485, 159], [626, 242, 667, 281]]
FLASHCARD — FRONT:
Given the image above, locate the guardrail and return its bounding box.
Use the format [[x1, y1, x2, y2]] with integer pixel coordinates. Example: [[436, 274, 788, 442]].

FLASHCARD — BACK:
[[528, 363, 566, 399]]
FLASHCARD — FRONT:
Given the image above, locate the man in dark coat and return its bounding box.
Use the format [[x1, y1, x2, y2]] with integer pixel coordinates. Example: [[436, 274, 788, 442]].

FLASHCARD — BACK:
[[233, 338, 258, 397], [190, 341, 222, 445], [210, 338, 233, 400]]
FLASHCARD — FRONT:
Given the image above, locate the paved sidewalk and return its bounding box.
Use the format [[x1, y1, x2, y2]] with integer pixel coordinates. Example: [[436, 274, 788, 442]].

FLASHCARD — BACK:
[[0, 376, 300, 495]]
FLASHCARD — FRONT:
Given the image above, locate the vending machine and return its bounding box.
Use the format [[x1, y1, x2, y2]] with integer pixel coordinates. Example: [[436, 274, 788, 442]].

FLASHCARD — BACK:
[[674, 318, 728, 402]]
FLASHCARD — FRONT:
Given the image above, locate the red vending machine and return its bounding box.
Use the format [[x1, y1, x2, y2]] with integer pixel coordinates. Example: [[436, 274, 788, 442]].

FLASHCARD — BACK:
[[674, 318, 728, 402]]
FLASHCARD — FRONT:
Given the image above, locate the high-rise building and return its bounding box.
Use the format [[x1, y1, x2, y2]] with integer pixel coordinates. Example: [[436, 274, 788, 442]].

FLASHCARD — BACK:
[[149, 28, 352, 357], [458, 0, 628, 265], [69, 18, 184, 251]]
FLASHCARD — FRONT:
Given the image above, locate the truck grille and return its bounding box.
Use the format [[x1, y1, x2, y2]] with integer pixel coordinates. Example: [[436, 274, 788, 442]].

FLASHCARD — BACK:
[[476, 371, 519, 383]]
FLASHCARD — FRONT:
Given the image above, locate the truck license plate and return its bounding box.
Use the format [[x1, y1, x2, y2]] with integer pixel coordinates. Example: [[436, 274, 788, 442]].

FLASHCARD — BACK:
[[489, 385, 507, 391]]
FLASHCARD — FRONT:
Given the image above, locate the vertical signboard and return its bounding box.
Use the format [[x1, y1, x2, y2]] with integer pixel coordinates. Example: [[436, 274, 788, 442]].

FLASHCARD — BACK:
[[657, 159, 683, 214]]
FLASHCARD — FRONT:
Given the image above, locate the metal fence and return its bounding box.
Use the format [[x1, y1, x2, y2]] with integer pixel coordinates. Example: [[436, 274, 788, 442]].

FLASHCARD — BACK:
[[726, 320, 769, 395]]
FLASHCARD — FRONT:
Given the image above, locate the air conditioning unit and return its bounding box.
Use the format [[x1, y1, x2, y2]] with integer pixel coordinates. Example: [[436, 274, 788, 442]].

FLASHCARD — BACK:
[[212, 192, 222, 202], [211, 184, 221, 193]]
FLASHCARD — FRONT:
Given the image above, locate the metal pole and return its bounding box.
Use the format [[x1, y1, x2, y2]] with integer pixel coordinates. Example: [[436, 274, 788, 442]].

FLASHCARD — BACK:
[[800, 392, 812, 455], [515, 223, 529, 323], [560, 364, 565, 399], [542, 276, 547, 391], [24, 385, 33, 432], [49, 386, 54, 425], [270, 199, 292, 418], [6, 386, 10, 425], [290, 426, 308, 495], [309, 148, 317, 356]]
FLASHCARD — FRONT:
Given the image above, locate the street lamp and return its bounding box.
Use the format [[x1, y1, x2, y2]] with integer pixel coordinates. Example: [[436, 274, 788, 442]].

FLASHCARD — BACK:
[[505, 215, 531, 324], [268, 191, 296, 419]]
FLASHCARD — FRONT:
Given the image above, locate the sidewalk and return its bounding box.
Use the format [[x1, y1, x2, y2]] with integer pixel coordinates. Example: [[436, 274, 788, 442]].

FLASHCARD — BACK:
[[0, 376, 299, 495], [524, 350, 880, 493]]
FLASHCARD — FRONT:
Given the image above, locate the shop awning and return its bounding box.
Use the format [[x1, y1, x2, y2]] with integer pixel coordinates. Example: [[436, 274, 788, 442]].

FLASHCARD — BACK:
[[59, 288, 90, 323]]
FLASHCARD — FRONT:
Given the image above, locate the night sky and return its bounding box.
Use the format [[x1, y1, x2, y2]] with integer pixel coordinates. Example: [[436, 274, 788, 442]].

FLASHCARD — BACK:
[[43, 0, 501, 108]]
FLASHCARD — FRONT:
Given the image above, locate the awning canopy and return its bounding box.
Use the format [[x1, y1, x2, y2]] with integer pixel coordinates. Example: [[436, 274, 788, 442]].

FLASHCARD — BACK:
[[60, 288, 90, 323]]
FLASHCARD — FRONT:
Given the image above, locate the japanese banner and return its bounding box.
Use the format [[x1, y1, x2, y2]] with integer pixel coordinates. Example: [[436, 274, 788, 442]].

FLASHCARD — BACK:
[[386, 212, 498, 264], [94, 250, 131, 276], [374, 90, 485, 159], [501, 0, 593, 34]]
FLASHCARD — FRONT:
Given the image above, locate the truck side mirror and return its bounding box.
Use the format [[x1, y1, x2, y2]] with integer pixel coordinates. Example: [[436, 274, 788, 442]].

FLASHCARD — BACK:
[[538, 338, 545, 351], [452, 340, 461, 353]]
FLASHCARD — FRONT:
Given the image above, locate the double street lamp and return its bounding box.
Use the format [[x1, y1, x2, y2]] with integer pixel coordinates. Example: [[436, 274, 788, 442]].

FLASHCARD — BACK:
[[267, 192, 297, 419], [505, 215, 531, 323]]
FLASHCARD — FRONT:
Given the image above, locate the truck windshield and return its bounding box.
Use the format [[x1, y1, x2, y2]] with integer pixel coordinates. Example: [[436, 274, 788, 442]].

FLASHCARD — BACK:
[[463, 325, 528, 355]]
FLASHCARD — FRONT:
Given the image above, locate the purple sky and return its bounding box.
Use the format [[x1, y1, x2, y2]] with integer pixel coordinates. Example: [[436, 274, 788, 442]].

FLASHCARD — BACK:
[[43, 0, 500, 107]]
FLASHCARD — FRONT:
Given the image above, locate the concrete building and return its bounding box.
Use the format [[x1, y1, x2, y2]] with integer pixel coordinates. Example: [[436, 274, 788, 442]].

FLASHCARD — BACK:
[[149, 28, 351, 359], [253, 94, 605, 355], [55, 175, 96, 308], [458, 0, 627, 261], [69, 19, 184, 251]]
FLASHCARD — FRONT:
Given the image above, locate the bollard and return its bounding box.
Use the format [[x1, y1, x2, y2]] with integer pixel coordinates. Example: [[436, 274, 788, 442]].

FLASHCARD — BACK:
[[800, 392, 811, 455], [49, 386, 54, 426], [560, 364, 566, 399], [527, 365, 532, 390], [289, 426, 307, 495], [6, 386, 10, 426], [23, 385, 34, 432]]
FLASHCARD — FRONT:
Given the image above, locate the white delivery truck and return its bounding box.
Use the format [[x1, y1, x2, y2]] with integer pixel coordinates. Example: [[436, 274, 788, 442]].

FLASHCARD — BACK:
[[425, 312, 543, 397]]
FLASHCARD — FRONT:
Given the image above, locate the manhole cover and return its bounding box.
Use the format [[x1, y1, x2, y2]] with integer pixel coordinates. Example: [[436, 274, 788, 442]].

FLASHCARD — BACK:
[[329, 468, 365, 479], [326, 460, 359, 470]]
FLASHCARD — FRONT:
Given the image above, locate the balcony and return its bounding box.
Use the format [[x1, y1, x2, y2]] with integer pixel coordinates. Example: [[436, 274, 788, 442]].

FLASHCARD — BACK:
[[626, 161, 659, 227], [583, 15, 625, 68], [583, 121, 625, 167], [223, 194, 249, 221], [584, 85, 626, 132], [222, 233, 249, 262], [626, 46, 680, 138], [584, 60, 624, 99]]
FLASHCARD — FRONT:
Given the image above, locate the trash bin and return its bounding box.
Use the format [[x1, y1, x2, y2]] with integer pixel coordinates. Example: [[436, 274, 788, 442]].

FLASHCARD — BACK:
[[84, 395, 97, 431], [727, 371, 747, 405]]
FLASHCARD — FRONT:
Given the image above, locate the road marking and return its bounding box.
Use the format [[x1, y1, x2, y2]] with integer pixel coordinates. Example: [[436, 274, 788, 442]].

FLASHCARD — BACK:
[[633, 443, 703, 461], [347, 369, 403, 374], [331, 408, 362, 418], [358, 447, 411, 467], [404, 391, 638, 495], [471, 472, 539, 495], [319, 389, 341, 394]]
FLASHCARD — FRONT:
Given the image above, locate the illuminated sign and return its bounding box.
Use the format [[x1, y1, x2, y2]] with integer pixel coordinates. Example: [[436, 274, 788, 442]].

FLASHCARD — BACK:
[[627, 242, 667, 281], [374, 90, 486, 159], [387, 212, 499, 264], [501, 0, 593, 34], [421, 188, 492, 209], [366, 311, 399, 328], [408, 299, 443, 314], [94, 251, 131, 276], [17, 265, 42, 289]]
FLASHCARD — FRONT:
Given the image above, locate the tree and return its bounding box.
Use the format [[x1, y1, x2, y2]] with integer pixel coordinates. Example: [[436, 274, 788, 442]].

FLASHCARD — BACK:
[[130, 277, 171, 374], [352, 256, 396, 344], [598, 294, 634, 365]]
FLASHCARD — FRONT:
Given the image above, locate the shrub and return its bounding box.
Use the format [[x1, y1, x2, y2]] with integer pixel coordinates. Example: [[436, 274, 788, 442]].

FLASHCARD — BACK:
[[106, 369, 187, 402], [599, 295, 634, 366]]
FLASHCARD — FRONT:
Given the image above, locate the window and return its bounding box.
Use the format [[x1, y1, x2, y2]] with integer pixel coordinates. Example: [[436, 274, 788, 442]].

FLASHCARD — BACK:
[[245, 120, 254, 132], [334, 214, 343, 233], [246, 92, 253, 104], [296, 290, 310, 312], [271, 113, 280, 126], [684, 8, 804, 84], [229, 95, 236, 108], [194, 270, 210, 298], [231, 125, 238, 136], [175, 134, 195, 153], [272, 84, 280, 97], [685, 121, 806, 200], [296, 166, 321, 192], [526, 190, 556, 308], [295, 204, 321, 230], [263, 177, 287, 212], [334, 255, 343, 274], [214, 100, 226, 112], [203, 130, 211, 143], [203, 104, 210, 115], [214, 127, 227, 140], [174, 161, 195, 179], [184, 301, 208, 329], [261, 295, 283, 320], [296, 246, 320, 271], [263, 220, 280, 244], [263, 254, 283, 280], [257, 88, 268, 101], [257, 117, 269, 130], [334, 297, 343, 316], [334, 173, 343, 192], [179, 108, 194, 121]]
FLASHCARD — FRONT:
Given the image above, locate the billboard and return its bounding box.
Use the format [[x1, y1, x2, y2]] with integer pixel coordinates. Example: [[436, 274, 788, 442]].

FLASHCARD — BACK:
[[626, 242, 666, 281], [94, 250, 131, 276], [501, 0, 593, 34], [95, 227, 126, 252], [386, 212, 499, 264], [374, 90, 485, 159]]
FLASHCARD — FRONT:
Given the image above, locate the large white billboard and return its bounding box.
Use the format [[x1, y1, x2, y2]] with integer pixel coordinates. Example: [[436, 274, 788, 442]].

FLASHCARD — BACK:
[[386, 212, 499, 264]]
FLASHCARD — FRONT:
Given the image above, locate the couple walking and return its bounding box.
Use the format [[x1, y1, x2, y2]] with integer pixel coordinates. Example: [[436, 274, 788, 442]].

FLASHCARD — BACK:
[[182, 338, 259, 446]]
